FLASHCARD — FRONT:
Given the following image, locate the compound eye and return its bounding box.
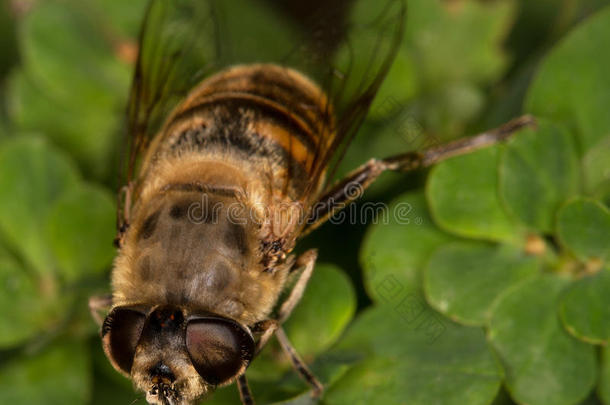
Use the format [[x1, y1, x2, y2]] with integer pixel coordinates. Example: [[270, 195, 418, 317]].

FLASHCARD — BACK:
[[185, 318, 254, 386], [101, 307, 146, 375]]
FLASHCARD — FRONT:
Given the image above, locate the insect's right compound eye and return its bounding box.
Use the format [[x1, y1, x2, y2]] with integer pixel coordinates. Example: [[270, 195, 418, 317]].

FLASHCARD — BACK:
[[102, 307, 146, 375], [185, 318, 254, 386]]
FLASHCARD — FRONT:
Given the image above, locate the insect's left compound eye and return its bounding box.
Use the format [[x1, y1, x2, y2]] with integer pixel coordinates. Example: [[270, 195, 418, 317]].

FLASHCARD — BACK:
[[185, 317, 254, 386], [101, 307, 147, 375]]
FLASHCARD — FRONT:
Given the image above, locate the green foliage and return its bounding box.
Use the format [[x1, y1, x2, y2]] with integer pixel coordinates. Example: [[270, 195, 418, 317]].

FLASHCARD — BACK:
[[283, 264, 356, 359], [0, 340, 91, 405], [0, 136, 80, 273], [526, 7, 610, 155], [560, 268, 610, 344], [325, 306, 503, 405], [499, 120, 580, 232], [357, 4, 610, 404], [0, 247, 54, 347], [360, 190, 455, 294], [427, 147, 517, 242], [7, 0, 145, 179], [488, 276, 597, 405], [557, 199, 610, 263], [0, 0, 609, 405], [339, 0, 518, 195], [423, 241, 539, 325]]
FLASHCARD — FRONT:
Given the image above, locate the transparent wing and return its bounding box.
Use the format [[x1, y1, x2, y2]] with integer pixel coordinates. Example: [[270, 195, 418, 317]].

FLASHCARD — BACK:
[[125, 0, 217, 182], [122, 0, 406, 201], [307, 0, 406, 189]]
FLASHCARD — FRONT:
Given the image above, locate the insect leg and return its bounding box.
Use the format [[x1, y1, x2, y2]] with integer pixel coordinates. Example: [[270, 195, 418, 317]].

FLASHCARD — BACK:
[[114, 182, 133, 248], [272, 251, 322, 396], [277, 249, 318, 324], [237, 374, 256, 405], [276, 326, 324, 397], [250, 250, 323, 395], [303, 114, 535, 234], [250, 250, 317, 354], [88, 294, 113, 326], [251, 319, 279, 355]]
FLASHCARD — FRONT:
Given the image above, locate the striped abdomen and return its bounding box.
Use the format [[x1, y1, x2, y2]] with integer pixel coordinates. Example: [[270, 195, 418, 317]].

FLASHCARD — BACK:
[[140, 64, 335, 202]]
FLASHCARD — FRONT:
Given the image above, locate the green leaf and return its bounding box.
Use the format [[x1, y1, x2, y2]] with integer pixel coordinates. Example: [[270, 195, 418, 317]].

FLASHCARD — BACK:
[[12, 0, 133, 177], [427, 146, 518, 242], [0, 0, 18, 81], [369, 49, 418, 121], [205, 384, 241, 405], [424, 241, 539, 326], [91, 338, 138, 405], [0, 249, 51, 347], [421, 82, 485, 134], [488, 275, 597, 405], [580, 393, 605, 405], [325, 305, 503, 405], [557, 198, 610, 263], [600, 346, 610, 405], [0, 135, 80, 273], [283, 263, 356, 359], [270, 392, 318, 405], [406, 0, 514, 87], [0, 341, 91, 405], [559, 268, 610, 344], [491, 387, 517, 405], [45, 183, 116, 282], [361, 190, 455, 298], [526, 6, 610, 154], [499, 120, 580, 232], [19, 0, 130, 108], [401, 0, 515, 137], [325, 0, 519, 187], [99, 0, 148, 38], [6, 71, 121, 179], [90, 371, 138, 405], [582, 136, 610, 202]]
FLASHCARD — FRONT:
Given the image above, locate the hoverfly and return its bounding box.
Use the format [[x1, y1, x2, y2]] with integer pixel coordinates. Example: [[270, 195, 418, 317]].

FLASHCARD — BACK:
[[89, 1, 533, 404]]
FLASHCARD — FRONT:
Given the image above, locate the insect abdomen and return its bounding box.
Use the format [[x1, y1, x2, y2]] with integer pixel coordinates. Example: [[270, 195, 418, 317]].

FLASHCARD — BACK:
[[149, 64, 335, 200]]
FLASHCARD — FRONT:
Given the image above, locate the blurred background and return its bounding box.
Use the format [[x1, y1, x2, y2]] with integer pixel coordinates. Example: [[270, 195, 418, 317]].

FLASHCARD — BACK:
[[0, 0, 610, 404]]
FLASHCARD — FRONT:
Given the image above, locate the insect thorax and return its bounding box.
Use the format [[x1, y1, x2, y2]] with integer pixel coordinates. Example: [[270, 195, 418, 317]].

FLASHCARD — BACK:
[[112, 187, 292, 326]]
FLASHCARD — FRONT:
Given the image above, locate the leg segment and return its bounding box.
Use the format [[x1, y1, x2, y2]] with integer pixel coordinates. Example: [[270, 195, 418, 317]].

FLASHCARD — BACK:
[[275, 327, 324, 397], [248, 250, 323, 395], [251, 319, 279, 355], [249, 249, 318, 354], [304, 115, 535, 235], [114, 183, 132, 248], [237, 374, 255, 405], [88, 294, 113, 326], [277, 249, 318, 324]]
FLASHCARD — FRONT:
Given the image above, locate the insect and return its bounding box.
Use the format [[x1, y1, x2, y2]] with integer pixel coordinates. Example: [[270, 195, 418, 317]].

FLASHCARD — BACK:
[[89, 0, 533, 404]]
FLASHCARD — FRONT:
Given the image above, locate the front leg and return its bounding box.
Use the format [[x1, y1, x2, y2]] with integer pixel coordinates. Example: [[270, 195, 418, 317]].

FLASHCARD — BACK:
[[303, 115, 535, 235], [276, 326, 324, 398], [251, 249, 318, 353], [278, 249, 318, 324], [250, 249, 323, 396], [237, 374, 255, 405], [88, 294, 113, 327], [114, 183, 133, 248]]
